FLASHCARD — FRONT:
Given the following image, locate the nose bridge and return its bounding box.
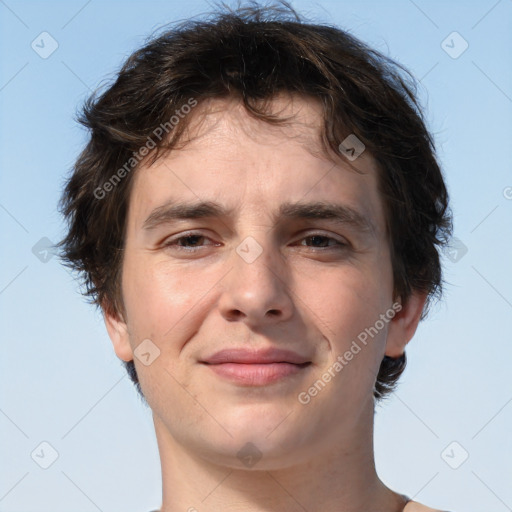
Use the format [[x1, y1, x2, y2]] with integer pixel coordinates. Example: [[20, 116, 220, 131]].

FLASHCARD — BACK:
[[218, 231, 293, 324], [236, 234, 280, 288], [230, 202, 278, 278]]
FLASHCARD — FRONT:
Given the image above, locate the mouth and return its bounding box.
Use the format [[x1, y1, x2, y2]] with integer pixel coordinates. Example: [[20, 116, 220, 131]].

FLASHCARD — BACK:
[[201, 361, 312, 386], [200, 347, 313, 386]]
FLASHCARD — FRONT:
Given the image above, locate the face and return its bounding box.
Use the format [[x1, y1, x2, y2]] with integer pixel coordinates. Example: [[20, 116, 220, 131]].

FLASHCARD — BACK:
[[105, 94, 423, 470]]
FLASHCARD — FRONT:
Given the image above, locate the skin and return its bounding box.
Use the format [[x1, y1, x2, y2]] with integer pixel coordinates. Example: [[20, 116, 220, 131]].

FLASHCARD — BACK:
[[103, 94, 440, 512]]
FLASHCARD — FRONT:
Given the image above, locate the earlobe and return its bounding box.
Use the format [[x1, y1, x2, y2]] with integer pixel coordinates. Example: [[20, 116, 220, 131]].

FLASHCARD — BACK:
[[385, 292, 428, 358], [102, 299, 134, 362]]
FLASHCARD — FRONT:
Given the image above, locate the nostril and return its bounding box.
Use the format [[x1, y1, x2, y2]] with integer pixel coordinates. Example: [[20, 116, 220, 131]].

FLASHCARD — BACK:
[[228, 310, 244, 320]]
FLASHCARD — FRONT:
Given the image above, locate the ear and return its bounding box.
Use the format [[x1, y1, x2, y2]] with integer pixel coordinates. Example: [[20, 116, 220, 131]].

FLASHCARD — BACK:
[[385, 291, 428, 358], [101, 298, 133, 362]]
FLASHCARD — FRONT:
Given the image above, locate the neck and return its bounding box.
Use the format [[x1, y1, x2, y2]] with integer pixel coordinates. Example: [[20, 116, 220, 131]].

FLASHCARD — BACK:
[[152, 400, 405, 512]]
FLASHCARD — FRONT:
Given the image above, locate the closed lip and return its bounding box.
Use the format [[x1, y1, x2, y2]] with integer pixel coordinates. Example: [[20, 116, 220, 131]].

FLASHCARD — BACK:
[[200, 348, 311, 365]]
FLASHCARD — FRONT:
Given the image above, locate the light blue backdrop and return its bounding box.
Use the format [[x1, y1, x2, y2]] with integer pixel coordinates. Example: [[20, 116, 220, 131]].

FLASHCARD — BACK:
[[1, 1, 511, 511]]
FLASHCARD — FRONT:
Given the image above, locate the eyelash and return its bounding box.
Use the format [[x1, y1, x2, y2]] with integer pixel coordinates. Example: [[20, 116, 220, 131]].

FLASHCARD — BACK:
[[162, 231, 348, 252]]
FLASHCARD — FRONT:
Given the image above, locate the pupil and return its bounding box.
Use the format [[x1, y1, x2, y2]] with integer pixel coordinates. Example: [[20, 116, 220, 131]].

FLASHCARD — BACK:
[[311, 236, 326, 246], [185, 235, 201, 246]]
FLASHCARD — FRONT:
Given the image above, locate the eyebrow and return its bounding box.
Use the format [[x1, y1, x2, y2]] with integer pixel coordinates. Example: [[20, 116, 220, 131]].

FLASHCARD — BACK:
[[142, 199, 375, 234]]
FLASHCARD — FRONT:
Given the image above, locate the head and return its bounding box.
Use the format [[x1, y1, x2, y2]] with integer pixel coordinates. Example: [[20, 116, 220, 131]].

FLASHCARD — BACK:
[[58, 1, 451, 465]]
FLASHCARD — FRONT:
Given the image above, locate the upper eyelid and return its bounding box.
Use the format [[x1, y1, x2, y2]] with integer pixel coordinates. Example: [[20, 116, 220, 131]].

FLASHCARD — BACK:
[[163, 232, 217, 247], [163, 230, 348, 245]]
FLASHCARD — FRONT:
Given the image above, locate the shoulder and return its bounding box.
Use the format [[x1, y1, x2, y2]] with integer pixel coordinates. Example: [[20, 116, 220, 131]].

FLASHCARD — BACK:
[[404, 501, 450, 512]]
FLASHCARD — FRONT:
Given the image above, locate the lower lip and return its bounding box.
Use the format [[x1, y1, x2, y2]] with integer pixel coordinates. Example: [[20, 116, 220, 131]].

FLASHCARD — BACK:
[[203, 362, 311, 386]]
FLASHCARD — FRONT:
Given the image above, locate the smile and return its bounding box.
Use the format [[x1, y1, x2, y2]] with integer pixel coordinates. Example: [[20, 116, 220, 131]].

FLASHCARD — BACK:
[[202, 362, 312, 386]]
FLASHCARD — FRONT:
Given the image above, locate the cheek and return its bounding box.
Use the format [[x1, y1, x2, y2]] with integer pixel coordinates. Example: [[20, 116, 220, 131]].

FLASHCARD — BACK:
[[301, 264, 390, 334], [121, 257, 217, 409], [296, 262, 392, 383], [122, 255, 212, 351]]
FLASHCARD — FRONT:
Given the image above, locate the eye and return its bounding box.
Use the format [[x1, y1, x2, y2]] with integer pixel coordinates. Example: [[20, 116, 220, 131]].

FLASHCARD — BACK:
[[162, 232, 218, 251], [161, 231, 348, 253], [296, 234, 348, 249]]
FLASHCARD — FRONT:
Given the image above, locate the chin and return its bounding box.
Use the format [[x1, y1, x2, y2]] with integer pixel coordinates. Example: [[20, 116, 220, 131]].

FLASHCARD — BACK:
[[225, 402, 298, 437], [192, 411, 311, 470], [198, 436, 307, 471]]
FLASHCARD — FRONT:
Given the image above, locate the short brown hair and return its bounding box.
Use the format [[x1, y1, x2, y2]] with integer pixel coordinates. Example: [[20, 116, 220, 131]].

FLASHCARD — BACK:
[[57, 1, 452, 402]]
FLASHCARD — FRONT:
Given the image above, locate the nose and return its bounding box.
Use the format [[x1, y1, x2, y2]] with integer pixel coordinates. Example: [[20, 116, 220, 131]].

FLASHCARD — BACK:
[[217, 237, 294, 327]]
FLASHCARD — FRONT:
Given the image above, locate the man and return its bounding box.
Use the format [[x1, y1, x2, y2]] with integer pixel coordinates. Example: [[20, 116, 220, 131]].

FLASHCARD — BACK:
[[58, 2, 452, 511]]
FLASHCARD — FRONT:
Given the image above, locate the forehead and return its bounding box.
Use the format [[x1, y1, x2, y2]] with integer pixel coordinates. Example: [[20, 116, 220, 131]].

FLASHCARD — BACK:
[[127, 95, 386, 235]]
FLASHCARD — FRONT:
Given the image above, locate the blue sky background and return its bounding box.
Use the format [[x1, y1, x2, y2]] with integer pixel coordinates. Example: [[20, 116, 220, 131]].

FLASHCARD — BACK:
[[1, 1, 511, 511]]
